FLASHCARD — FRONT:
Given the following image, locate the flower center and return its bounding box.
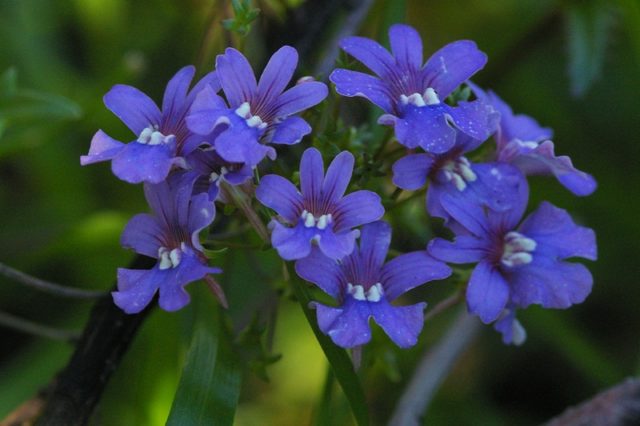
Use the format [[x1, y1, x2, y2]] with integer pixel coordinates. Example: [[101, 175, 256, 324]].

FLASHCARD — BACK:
[[399, 87, 440, 107], [235, 102, 268, 130], [441, 156, 477, 191], [300, 210, 333, 230], [347, 282, 384, 302], [137, 126, 173, 145], [158, 243, 187, 270], [501, 232, 536, 267]]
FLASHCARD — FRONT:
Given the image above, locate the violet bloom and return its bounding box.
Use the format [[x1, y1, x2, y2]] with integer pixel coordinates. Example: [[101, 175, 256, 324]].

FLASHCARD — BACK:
[[256, 148, 384, 261], [113, 174, 220, 313], [493, 306, 527, 346], [330, 24, 497, 154], [187, 46, 328, 167], [81, 66, 218, 184], [186, 148, 253, 202], [428, 186, 597, 324], [296, 221, 451, 348], [392, 132, 525, 220], [470, 83, 596, 196]]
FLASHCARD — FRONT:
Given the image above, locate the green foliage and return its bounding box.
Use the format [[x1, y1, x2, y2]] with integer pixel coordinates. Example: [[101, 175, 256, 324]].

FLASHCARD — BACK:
[[222, 0, 261, 36]]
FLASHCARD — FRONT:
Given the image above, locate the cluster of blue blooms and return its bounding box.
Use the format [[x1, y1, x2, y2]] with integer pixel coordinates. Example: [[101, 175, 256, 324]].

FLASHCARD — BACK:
[[83, 24, 597, 350]]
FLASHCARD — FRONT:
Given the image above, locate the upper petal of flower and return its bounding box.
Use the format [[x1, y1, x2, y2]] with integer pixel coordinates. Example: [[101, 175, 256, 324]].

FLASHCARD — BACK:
[[329, 69, 394, 113], [295, 247, 345, 298], [339, 35, 396, 78], [300, 147, 325, 203], [216, 48, 258, 107], [381, 251, 451, 300], [256, 46, 298, 110], [274, 81, 328, 117], [428, 235, 489, 264], [161, 65, 196, 129], [392, 153, 434, 190], [256, 174, 304, 223], [322, 151, 355, 206], [333, 190, 384, 232], [422, 41, 487, 99], [120, 213, 165, 258], [357, 221, 392, 278], [104, 84, 162, 135], [389, 24, 423, 72]]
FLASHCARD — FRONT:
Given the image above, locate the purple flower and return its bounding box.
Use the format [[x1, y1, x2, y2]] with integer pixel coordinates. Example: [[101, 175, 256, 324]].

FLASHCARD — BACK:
[[392, 132, 526, 221], [330, 24, 498, 154], [428, 186, 597, 324], [186, 46, 328, 167], [186, 148, 253, 202], [296, 221, 451, 348], [256, 147, 384, 261], [493, 306, 527, 345], [470, 83, 597, 196], [81, 66, 219, 184], [113, 174, 221, 313]]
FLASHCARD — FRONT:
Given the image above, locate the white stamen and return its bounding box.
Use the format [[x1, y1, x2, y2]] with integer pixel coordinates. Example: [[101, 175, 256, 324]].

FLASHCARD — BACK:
[[442, 156, 477, 191], [366, 283, 384, 302], [451, 174, 467, 191], [512, 320, 527, 346], [137, 125, 172, 146], [348, 283, 366, 301], [423, 87, 440, 105], [304, 212, 316, 228], [169, 248, 182, 267], [458, 163, 477, 182], [501, 232, 536, 267], [316, 214, 331, 230], [246, 115, 264, 128], [235, 102, 251, 119], [517, 140, 540, 150], [209, 172, 219, 182], [158, 248, 172, 270]]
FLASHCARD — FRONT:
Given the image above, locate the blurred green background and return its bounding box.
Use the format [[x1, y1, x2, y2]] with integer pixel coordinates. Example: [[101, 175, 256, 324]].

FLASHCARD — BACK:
[[0, 0, 639, 424]]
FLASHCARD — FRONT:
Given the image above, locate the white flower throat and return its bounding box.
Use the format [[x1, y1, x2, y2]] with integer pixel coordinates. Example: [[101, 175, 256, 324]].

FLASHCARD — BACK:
[[137, 125, 173, 145], [348, 282, 384, 302], [400, 87, 440, 107], [501, 232, 536, 267], [235, 102, 268, 130]]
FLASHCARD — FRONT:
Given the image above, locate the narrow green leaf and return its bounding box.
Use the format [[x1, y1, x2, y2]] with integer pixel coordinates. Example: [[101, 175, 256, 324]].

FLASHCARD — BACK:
[[314, 366, 336, 426], [566, 1, 615, 97], [292, 277, 370, 426], [167, 293, 242, 426], [0, 68, 18, 97]]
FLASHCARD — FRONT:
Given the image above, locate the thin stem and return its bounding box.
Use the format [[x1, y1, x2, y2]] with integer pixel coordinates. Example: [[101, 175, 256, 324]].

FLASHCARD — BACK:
[[388, 310, 481, 426], [220, 182, 270, 243], [0, 310, 80, 343], [424, 291, 464, 323], [0, 261, 105, 299]]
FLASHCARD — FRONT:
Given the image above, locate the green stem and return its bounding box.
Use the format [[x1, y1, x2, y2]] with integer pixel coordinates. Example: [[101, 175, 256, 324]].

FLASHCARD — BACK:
[[220, 182, 270, 243]]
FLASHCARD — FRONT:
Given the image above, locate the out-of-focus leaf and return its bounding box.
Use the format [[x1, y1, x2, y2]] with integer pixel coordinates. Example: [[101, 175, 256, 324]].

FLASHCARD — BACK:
[[0, 88, 82, 121], [617, 0, 640, 66], [314, 367, 336, 426], [292, 277, 370, 426], [222, 0, 261, 36], [0, 68, 18, 97], [166, 291, 242, 426], [566, 1, 615, 97]]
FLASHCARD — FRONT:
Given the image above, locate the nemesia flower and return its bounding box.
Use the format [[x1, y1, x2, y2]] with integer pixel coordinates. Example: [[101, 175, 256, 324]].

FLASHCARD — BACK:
[[296, 221, 451, 348], [330, 24, 497, 154], [81, 66, 218, 184], [470, 83, 597, 196], [186, 148, 253, 202], [186, 46, 328, 167], [392, 132, 525, 221], [256, 147, 384, 261], [428, 185, 597, 324], [113, 174, 220, 313]]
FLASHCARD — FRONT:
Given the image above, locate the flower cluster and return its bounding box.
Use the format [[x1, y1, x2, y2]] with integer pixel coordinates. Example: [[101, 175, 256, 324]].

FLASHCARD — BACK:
[[85, 23, 597, 351], [83, 48, 327, 313]]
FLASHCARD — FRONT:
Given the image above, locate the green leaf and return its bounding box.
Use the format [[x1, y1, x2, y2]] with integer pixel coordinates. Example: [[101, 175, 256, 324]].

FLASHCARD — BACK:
[[566, 1, 615, 97], [167, 292, 242, 426], [291, 277, 370, 426], [0, 68, 18, 98]]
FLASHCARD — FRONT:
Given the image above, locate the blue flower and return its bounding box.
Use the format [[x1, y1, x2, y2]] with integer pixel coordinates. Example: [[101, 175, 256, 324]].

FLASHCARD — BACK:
[[392, 132, 526, 222], [256, 147, 384, 261], [113, 174, 221, 313], [81, 66, 218, 184], [186, 46, 328, 167], [470, 82, 597, 196], [296, 221, 451, 349], [330, 24, 498, 154], [428, 185, 597, 324]]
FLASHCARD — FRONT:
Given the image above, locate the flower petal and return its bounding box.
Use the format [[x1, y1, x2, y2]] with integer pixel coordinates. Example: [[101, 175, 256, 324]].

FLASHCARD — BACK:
[[256, 174, 304, 223], [295, 247, 344, 298], [113, 267, 160, 314], [274, 81, 328, 117], [120, 213, 164, 258], [300, 148, 324, 201], [104, 84, 162, 135], [187, 193, 216, 248], [333, 190, 384, 231], [493, 307, 527, 346], [448, 100, 499, 142], [428, 235, 488, 264], [381, 251, 452, 300], [186, 84, 230, 136], [389, 24, 423, 72], [111, 139, 177, 184], [339, 36, 396, 78], [329, 69, 393, 113], [216, 48, 257, 106], [422, 40, 487, 98], [518, 201, 597, 261], [322, 151, 354, 205], [372, 300, 426, 348], [357, 221, 391, 276], [271, 222, 313, 261], [506, 256, 593, 309], [470, 162, 528, 213], [257, 46, 298, 108], [80, 130, 125, 165], [466, 261, 509, 324], [161, 66, 195, 129], [392, 104, 456, 153], [312, 299, 372, 348], [439, 193, 490, 237], [317, 229, 358, 260], [392, 153, 433, 190], [214, 121, 271, 166], [270, 116, 311, 145]]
